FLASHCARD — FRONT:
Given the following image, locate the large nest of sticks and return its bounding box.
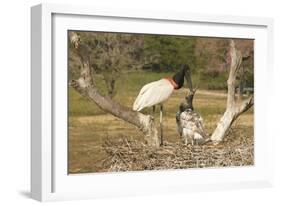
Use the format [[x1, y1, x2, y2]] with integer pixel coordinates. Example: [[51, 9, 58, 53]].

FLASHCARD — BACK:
[[101, 130, 254, 172]]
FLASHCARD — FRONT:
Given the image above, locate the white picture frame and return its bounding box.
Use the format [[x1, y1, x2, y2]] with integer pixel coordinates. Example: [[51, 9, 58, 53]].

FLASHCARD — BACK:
[[31, 3, 274, 202]]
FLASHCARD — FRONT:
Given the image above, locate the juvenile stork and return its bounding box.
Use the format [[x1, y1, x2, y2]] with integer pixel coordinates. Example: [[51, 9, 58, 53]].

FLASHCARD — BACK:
[[176, 106, 207, 145], [133, 64, 190, 145]]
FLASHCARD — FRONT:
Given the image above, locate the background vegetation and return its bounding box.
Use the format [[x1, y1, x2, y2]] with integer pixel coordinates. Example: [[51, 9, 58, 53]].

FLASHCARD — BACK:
[[69, 32, 254, 92]]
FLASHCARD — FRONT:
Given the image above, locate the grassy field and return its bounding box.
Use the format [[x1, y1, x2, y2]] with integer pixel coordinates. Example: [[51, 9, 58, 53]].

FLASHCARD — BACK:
[[68, 71, 253, 173]]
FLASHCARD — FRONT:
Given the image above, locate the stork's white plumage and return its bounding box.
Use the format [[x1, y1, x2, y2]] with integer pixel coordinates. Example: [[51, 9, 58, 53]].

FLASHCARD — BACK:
[[133, 79, 174, 111], [133, 65, 190, 146]]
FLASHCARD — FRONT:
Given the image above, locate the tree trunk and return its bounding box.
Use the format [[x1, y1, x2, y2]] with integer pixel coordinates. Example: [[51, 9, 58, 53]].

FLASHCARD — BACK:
[[210, 40, 254, 143], [238, 65, 245, 101], [69, 32, 160, 147]]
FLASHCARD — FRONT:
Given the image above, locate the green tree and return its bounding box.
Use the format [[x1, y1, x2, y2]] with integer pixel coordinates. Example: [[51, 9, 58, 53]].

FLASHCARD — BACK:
[[143, 35, 196, 72]]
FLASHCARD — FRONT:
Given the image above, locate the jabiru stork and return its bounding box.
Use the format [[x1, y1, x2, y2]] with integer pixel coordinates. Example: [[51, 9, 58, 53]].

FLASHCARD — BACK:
[[133, 64, 191, 145]]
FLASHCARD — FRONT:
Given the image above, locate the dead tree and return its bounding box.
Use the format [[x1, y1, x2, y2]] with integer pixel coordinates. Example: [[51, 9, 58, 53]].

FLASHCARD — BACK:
[[69, 32, 160, 147], [178, 40, 253, 145], [71, 31, 253, 147], [210, 40, 254, 143]]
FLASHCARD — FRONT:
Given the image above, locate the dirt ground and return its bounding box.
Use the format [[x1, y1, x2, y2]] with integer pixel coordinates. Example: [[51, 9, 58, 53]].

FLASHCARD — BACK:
[[68, 89, 254, 174]]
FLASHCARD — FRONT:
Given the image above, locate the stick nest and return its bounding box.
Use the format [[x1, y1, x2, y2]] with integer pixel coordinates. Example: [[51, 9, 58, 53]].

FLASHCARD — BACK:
[[101, 131, 254, 172]]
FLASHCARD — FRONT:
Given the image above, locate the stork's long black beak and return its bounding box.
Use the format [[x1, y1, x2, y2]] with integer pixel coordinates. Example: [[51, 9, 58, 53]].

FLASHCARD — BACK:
[[182, 64, 195, 111], [184, 65, 193, 92]]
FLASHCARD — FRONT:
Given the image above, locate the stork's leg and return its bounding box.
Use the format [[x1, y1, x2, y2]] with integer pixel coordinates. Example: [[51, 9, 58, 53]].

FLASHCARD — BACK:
[[160, 105, 163, 146], [152, 105, 156, 117]]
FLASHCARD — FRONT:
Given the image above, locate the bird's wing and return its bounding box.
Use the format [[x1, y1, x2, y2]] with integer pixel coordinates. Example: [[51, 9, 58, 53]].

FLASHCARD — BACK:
[[179, 110, 207, 138], [133, 81, 157, 111], [133, 79, 174, 111]]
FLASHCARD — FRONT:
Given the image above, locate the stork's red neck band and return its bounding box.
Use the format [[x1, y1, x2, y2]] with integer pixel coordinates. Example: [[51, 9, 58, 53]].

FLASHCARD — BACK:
[[163, 77, 179, 89]]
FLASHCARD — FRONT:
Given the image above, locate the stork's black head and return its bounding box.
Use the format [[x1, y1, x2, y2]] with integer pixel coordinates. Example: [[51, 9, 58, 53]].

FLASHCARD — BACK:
[[172, 64, 190, 89]]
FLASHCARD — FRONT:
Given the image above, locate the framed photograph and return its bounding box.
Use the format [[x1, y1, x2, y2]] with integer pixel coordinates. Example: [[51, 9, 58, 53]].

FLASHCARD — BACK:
[[31, 3, 274, 201]]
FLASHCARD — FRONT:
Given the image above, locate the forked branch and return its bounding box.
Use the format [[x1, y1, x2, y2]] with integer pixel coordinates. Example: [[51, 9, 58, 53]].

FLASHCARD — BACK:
[[69, 32, 160, 147], [210, 40, 254, 143]]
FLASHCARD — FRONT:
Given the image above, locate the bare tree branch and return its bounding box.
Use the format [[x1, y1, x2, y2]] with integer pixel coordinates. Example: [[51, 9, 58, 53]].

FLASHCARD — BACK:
[[210, 40, 254, 144], [69, 32, 160, 147]]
